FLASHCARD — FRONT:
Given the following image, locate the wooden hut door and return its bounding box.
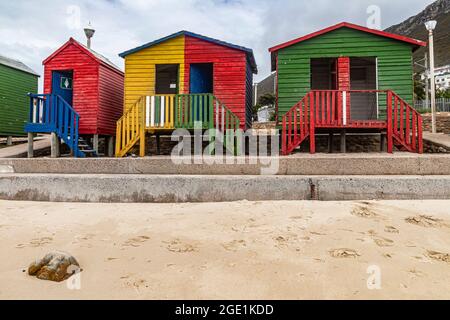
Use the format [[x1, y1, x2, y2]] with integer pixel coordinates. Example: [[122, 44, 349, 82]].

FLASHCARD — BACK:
[[52, 70, 73, 106], [189, 63, 213, 94]]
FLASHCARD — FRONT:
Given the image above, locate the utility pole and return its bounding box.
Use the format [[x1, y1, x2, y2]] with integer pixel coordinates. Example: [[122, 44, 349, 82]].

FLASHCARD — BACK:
[[425, 20, 437, 133], [425, 53, 429, 111]]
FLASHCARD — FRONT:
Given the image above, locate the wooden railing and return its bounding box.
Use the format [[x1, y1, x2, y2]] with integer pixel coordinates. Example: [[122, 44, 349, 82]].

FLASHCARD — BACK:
[[115, 93, 241, 157], [115, 96, 144, 157], [144, 95, 175, 129], [387, 91, 423, 153], [281, 90, 423, 155], [25, 94, 84, 157], [281, 94, 311, 155], [175, 94, 214, 129]]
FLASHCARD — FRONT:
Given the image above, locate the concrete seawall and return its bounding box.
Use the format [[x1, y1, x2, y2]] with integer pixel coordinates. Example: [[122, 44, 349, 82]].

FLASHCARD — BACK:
[[1, 174, 450, 202], [2, 154, 450, 175]]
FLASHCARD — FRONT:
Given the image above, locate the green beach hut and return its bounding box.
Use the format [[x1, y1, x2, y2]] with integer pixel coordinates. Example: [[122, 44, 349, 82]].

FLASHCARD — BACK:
[[0, 54, 39, 141]]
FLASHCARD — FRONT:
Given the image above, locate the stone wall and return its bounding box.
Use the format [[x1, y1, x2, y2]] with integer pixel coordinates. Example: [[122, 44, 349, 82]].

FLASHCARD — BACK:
[[423, 140, 450, 153], [138, 132, 449, 155], [422, 112, 450, 134]]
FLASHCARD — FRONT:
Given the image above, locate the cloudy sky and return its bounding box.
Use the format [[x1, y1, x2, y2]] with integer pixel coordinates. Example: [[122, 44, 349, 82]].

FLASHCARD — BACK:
[[0, 0, 435, 88]]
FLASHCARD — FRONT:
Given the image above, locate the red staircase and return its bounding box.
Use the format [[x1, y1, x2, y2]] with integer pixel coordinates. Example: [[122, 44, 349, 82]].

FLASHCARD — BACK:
[[387, 91, 423, 153], [281, 90, 423, 155]]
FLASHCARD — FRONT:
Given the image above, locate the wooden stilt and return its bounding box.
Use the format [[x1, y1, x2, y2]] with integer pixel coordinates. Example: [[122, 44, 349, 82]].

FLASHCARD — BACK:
[[50, 132, 60, 158], [328, 132, 333, 153], [340, 129, 346, 153], [380, 132, 387, 152], [139, 129, 145, 157], [156, 134, 161, 155], [106, 136, 114, 157], [27, 133, 34, 158], [93, 134, 99, 154]]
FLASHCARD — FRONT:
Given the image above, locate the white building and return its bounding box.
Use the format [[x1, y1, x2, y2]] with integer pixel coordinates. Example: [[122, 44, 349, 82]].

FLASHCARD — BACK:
[[421, 64, 450, 90], [435, 65, 450, 90]]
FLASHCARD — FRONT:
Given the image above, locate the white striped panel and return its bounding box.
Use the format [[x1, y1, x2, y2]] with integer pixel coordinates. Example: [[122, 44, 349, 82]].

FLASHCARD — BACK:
[[150, 96, 155, 127], [215, 100, 219, 129], [39, 100, 44, 123], [145, 96, 150, 127], [342, 91, 347, 125], [32, 100, 37, 123], [221, 105, 225, 131], [160, 96, 165, 127]]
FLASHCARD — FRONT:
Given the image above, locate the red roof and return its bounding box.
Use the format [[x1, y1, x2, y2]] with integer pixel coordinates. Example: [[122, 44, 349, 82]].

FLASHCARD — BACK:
[[269, 22, 427, 52], [43, 38, 123, 75]]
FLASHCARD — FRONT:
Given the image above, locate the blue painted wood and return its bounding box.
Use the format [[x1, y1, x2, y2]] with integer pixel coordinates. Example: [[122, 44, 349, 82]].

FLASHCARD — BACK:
[[51, 70, 73, 106], [189, 63, 213, 94], [25, 93, 85, 157]]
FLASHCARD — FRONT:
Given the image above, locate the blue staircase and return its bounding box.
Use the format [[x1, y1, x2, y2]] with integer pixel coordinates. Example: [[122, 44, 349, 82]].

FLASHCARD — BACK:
[[25, 94, 96, 157]]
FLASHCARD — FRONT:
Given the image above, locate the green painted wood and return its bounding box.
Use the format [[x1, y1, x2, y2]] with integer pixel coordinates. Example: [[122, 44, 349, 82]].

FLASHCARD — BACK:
[[276, 27, 415, 119], [0, 64, 38, 136]]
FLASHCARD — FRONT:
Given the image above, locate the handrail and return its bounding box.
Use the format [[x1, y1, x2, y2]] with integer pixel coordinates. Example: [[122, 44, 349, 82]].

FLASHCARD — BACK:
[[115, 96, 144, 157], [26, 93, 83, 157], [175, 94, 214, 129], [115, 93, 242, 157], [281, 89, 423, 155], [281, 94, 310, 155], [387, 91, 423, 153]]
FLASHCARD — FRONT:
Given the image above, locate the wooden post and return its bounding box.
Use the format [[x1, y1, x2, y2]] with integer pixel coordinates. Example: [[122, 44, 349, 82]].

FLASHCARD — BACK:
[[309, 92, 316, 154], [380, 132, 387, 152], [156, 134, 161, 155], [27, 133, 34, 158], [387, 91, 393, 153], [328, 132, 333, 153], [340, 129, 346, 153], [106, 136, 114, 157], [93, 134, 99, 154], [139, 96, 146, 157], [6, 136, 13, 146], [50, 132, 60, 158]]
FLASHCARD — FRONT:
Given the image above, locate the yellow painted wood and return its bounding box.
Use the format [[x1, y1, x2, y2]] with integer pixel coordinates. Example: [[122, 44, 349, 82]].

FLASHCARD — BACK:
[[115, 96, 144, 157], [123, 36, 186, 112]]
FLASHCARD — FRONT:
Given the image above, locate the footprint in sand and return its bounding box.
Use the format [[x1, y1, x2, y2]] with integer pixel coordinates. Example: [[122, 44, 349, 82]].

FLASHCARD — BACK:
[[405, 215, 448, 228], [373, 236, 394, 247], [408, 269, 426, 277], [351, 204, 379, 219], [222, 240, 246, 252], [426, 250, 450, 264], [122, 236, 150, 247], [329, 248, 360, 258], [165, 239, 197, 253], [16, 236, 53, 248], [384, 226, 399, 234]]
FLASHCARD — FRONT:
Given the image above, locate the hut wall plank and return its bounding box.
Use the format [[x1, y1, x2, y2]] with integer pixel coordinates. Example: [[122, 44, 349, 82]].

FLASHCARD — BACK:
[[0, 64, 38, 136]]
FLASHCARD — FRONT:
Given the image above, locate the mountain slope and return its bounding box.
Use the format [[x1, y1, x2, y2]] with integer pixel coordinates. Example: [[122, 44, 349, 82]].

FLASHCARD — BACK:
[[385, 0, 450, 68]]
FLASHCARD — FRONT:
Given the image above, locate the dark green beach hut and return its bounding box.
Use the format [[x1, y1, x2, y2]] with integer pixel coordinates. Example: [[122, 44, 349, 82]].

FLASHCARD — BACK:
[[0, 54, 39, 138]]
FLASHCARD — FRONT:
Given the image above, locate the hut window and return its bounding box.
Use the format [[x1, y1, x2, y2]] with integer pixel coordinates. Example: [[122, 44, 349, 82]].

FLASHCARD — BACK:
[[155, 64, 179, 94], [310, 58, 337, 90]]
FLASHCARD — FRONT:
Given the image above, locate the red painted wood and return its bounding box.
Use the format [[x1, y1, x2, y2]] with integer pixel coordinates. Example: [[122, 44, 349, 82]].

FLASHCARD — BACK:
[[387, 91, 393, 153], [405, 107, 410, 146], [309, 92, 315, 154], [282, 116, 286, 155], [269, 22, 426, 53], [294, 108, 298, 143], [43, 38, 124, 136], [412, 112, 417, 150], [400, 101, 404, 139], [98, 64, 124, 135], [184, 36, 249, 129]]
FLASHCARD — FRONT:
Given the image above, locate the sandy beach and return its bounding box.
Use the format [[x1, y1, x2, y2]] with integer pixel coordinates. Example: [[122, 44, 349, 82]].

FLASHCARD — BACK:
[[0, 199, 449, 300]]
